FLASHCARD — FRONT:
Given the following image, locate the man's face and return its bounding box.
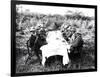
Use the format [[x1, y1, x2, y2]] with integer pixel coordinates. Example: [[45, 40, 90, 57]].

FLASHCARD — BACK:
[[65, 30, 73, 38]]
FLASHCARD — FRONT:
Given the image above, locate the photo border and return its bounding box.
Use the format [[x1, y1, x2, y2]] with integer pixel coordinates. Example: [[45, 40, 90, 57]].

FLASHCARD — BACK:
[[11, 0, 97, 76]]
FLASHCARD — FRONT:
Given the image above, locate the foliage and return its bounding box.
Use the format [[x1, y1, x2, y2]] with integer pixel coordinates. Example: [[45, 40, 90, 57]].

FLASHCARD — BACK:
[[16, 11, 95, 73]]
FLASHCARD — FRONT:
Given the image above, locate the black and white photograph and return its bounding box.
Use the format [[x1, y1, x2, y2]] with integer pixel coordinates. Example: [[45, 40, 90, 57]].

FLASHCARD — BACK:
[[11, 0, 97, 76]]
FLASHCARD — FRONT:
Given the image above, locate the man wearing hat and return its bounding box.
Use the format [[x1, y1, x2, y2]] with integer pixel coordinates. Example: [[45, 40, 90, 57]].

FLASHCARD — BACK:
[[68, 27, 84, 63]]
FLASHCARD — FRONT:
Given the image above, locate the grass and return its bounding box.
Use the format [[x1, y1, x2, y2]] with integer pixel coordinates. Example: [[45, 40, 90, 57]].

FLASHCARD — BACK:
[[16, 38, 95, 73]]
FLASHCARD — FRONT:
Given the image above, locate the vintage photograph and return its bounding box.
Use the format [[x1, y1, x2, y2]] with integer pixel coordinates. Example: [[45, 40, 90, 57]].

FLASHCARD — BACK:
[[13, 1, 96, 75]]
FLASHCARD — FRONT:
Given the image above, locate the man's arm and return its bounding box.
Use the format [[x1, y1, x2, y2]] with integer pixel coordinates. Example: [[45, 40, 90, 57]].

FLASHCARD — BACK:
[[71, 35, 83, 47]]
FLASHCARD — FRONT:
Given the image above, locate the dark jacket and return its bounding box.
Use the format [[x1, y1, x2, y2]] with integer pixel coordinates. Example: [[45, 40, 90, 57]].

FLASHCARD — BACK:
[[28, 34, 37, 48], [70, 33, 83, 53]]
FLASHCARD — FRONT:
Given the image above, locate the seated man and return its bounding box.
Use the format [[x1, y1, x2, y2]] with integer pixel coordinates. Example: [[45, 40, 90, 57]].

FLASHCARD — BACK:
[[26, 29, 46, 64], [68, 27, 84, 61], [70, 29, 83, 53]]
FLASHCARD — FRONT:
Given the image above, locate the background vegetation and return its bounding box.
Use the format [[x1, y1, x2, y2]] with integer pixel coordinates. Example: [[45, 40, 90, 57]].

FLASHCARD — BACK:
[[16, 8, 95, 73]]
